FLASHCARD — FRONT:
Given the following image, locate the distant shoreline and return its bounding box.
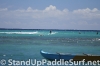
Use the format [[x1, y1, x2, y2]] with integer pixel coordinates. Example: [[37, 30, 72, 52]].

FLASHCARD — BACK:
[[0, 28, 100, 31]]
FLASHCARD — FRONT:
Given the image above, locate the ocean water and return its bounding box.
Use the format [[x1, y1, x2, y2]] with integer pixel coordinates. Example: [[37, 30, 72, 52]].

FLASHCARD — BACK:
[[0, 29, 100, 66]]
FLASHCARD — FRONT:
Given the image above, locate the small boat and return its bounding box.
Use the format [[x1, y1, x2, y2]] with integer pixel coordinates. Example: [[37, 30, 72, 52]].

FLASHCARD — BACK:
[[40, 50, 100, 61]]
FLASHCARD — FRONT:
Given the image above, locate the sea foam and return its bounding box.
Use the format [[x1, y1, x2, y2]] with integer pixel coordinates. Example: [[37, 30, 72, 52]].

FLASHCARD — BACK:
[[0, 31, 38, 34]]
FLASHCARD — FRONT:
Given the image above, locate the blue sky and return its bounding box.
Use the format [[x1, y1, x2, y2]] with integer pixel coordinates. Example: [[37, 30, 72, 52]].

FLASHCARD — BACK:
[[0, 0, 100, 30]]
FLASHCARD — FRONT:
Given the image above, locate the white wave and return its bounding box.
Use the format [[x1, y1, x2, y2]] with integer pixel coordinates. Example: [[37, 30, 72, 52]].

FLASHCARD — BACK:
[[0, 31, 38, 34], [98, 39, 100, 41], [51, 32, 57, 34]]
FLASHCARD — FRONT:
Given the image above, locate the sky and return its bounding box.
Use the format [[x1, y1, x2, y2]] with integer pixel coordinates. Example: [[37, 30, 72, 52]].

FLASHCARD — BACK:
[[0, 0, 100, 30]]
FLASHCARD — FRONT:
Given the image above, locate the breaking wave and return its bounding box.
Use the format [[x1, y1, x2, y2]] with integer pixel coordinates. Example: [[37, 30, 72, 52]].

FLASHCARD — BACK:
[[0, 31, 38, 34], [51, 32, 58, 34]]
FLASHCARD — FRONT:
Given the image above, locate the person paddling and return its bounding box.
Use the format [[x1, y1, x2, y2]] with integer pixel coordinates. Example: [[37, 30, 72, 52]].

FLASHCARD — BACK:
[[97, 31, 98, 35], [50, 30, 52, 34]]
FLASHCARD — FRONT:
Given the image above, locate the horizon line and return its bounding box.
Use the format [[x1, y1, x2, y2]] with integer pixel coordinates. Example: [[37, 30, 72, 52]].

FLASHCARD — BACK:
[[0, 28, 100, 31]]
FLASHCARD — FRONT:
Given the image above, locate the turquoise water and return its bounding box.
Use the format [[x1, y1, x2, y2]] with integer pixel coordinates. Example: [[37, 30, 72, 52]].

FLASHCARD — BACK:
[[0, 29, 100, 66]]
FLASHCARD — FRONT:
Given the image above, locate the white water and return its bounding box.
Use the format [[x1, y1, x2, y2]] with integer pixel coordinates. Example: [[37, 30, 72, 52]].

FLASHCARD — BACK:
[[0, 31, 38, 34]]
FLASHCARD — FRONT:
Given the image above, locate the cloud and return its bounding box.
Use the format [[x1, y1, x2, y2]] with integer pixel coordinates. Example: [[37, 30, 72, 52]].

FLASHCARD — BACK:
[[27, 7, 33, 12], [0, 5, 100, 30], [0, 8, 8, 11], [73, 8, 100, 19], [45, 5, 56, 11]]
